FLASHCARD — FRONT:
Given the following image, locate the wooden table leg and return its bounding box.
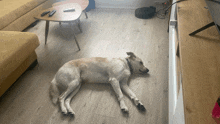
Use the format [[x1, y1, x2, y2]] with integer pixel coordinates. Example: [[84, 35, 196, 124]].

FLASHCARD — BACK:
[[69, 22, 81, 51], [77, 19, 82, 33], [84, 10, 88, 19], [73, 32, 80, 51], [45, 21, 50, 44]]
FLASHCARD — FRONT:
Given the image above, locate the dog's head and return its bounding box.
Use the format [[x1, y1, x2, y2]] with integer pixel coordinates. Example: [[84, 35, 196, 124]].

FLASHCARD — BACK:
[[126, 52, 149, 74]]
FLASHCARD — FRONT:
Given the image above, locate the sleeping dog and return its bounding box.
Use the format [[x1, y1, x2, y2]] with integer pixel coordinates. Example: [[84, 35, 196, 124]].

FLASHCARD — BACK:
[[50, 52, 149, 116]]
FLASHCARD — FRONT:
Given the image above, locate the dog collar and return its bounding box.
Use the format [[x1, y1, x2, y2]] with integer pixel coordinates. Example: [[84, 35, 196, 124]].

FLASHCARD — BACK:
[[126, 58, 133, 74]]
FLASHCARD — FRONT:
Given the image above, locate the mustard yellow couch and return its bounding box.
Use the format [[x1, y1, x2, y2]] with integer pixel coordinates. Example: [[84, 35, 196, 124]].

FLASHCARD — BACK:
[[0, 0, 48, 31], [0, 31, 40, 97], [0, 0, 47, 96]]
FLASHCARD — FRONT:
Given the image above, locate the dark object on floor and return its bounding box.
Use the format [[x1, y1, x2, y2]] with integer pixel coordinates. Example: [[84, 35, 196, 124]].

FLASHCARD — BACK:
[[135, 6, 156, 19]]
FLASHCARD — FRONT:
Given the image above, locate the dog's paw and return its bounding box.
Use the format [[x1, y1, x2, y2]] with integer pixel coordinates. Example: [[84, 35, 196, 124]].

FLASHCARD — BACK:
[[62, 112, 68, 115], [137, 103, 146, 112], [68, 111, 75, 116], [121, 108, 129, 113], [68, 113, 75, 118], [61, 110, 68, 115]]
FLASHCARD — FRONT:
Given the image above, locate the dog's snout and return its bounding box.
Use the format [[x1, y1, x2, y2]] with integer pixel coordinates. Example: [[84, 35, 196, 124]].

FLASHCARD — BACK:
[[139, 68, 149, 73], [144, 69, 149, 73], [146, 69, 149, 73]]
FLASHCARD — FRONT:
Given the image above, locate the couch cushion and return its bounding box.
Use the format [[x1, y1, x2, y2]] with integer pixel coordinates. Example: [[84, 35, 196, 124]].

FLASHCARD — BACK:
[[0, 31, 40, 82], [0, 0, 47, 30]]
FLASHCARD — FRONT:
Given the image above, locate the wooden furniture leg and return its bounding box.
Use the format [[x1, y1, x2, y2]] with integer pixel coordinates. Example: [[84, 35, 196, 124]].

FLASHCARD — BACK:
[[69, 22, 81, 51], [45, 21, 50, 44], [73, 32, 80, 51], [84, 10, 88, 19], [77, 19, 82, 33]]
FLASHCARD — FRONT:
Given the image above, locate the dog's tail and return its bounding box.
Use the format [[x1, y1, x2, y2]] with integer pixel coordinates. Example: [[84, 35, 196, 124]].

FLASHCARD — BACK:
[[49, 79, 59, 105]]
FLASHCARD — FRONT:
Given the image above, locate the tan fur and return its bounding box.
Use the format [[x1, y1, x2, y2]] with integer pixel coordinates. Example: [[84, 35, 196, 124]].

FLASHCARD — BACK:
[[50, 52, 149, 116]]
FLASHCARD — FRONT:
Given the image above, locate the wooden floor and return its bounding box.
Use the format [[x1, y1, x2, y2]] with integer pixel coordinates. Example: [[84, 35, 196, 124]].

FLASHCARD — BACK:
[[177, 1, 220, 124], [0, 8, 169, 124]]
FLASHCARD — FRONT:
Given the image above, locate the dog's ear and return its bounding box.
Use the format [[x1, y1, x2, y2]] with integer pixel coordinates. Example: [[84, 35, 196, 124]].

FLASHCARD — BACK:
[[126, 52, 136, 59]]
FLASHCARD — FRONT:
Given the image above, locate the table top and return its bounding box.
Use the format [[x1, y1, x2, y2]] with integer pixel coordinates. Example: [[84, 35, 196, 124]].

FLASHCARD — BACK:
[[52, 0, 89, 10], [177, 0, 220, 124], [35, 3, 82, 22]]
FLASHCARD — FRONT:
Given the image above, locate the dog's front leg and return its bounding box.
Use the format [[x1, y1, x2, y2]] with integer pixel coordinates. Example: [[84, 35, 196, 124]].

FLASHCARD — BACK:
[[120, 80, 146, 112], [109, 78, 128, 113]]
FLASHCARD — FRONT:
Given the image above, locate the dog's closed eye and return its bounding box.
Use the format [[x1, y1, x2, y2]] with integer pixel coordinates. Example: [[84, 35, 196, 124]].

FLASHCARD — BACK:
[[140, 61, 143, 65]]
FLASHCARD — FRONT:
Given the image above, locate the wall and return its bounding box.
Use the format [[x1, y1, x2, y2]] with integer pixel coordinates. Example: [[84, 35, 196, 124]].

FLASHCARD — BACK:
[[95, 0, 167, 9], [47, 0, 168, 9]]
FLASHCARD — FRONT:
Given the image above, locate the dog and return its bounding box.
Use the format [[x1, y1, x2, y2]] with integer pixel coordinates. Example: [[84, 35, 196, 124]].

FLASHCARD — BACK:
[[50, 52, 149, 116]]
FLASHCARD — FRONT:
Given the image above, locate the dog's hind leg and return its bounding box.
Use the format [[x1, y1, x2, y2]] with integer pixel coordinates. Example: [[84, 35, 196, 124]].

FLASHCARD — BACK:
[[50, 79, 60, 104], [120, 80, 146, 112], [59, 79, 80, 115], [109, 78, 128, 113], [65, 83, 81, 116]]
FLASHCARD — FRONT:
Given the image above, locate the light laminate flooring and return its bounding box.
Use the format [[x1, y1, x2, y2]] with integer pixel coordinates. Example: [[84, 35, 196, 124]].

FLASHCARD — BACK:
[[0, 8, 169, 124]]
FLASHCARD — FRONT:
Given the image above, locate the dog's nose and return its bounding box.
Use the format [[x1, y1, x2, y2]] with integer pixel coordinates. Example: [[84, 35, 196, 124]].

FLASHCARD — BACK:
[[146, 69, 149, 73]]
